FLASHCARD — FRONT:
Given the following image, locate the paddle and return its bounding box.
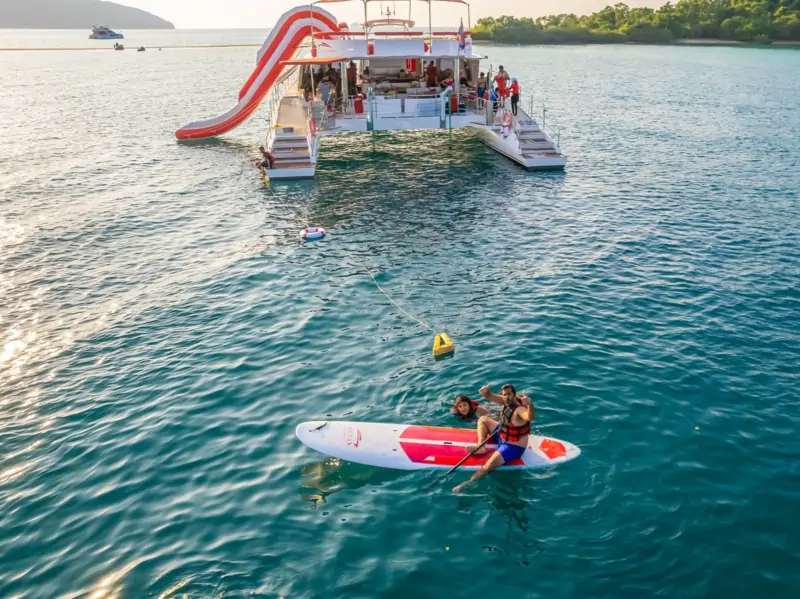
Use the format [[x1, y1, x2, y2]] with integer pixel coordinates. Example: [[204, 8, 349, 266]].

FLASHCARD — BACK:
[[442, 429, 495, 478]]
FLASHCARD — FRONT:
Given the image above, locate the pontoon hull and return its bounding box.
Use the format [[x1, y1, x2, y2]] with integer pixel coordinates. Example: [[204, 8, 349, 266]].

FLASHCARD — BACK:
[[475, 127, 567, 171]]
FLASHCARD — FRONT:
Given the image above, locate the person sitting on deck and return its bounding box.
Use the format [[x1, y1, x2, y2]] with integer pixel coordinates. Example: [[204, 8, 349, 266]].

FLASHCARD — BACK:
[[425, 60, 438, 88], [451, 395, 489, 421], [452, 384, 535, 493]]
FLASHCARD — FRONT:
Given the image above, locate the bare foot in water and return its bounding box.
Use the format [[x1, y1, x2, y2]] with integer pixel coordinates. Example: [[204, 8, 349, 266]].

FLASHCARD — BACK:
[[466, 445, 488, 455], [453, 482, 467, 493]]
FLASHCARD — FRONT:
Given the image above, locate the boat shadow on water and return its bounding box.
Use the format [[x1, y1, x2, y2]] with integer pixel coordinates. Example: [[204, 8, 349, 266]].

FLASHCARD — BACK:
[[260, 139, 568, 249]]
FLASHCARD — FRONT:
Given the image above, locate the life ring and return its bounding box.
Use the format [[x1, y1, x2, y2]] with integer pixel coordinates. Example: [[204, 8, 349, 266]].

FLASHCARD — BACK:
[[300, 227, 325, 240]]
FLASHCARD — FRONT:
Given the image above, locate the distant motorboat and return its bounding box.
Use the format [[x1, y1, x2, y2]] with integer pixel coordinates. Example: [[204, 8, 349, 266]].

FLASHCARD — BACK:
[[90, 25, 124, 40], [113, 42, 125, 51], [137, 46, 146, 52]]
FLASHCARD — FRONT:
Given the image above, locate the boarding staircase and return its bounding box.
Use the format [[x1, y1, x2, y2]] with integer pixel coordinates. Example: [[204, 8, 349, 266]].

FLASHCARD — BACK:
[[517, 124, 561, 158], [512, 101, 563, 159], [265, 95, 317, 179], [260, 66, 317, 179], [270, 128, 313, 171]]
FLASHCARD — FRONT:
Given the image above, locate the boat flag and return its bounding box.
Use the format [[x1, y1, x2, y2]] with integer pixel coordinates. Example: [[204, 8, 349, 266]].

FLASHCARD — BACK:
[[458, 18, 465, 52]]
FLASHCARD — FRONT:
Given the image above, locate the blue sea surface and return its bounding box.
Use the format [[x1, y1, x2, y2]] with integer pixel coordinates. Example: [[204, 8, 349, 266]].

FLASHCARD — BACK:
[[1, 30, 799, 598]]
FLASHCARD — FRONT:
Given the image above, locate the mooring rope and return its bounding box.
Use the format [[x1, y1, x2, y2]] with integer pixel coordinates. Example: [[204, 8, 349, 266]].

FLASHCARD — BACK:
[[265, 184, 437, 334]]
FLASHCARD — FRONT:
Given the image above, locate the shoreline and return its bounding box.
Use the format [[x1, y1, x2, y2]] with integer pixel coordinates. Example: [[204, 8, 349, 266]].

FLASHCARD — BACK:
[[475, 38, 800, 48]]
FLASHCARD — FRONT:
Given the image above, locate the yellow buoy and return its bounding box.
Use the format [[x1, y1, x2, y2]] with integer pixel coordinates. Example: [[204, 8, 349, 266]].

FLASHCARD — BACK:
[[433, 333, 455, 357]]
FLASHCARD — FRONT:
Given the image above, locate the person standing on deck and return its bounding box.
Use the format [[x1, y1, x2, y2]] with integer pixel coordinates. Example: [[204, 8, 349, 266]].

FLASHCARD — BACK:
[[453, 384, 534, 493], [510, 77, 520, 116], [489, 86, 499, 115], [346, 61, 358, 96], [497, 64, 510, 84], [426, 60, 438, 88], [477, 72, 487, 99], [494, 67, 508, 108]]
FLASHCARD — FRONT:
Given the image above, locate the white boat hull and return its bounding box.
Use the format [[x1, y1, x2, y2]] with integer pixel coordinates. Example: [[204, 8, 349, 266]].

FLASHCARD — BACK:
[[264, 166, 316, 180], [474, 126, 567, 171]]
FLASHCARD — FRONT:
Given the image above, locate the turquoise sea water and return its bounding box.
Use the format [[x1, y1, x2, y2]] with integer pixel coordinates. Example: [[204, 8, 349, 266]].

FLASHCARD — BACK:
[[2, 30, 800, 598]]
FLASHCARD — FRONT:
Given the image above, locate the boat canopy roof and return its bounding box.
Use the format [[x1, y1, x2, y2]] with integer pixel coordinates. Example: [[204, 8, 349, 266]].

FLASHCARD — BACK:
[[282, 56, 348, 66], [363, 18, 415, 30], [314, 30, 470, 39], [315, 0, 469, 4]]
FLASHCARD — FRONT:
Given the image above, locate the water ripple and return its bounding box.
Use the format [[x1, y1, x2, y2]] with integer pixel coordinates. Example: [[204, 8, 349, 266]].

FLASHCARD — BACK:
[[1, 34, 799, 598]]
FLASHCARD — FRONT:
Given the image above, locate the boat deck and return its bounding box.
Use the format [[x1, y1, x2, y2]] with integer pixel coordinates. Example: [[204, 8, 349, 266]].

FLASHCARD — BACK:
[[275, 96, 308, 134]]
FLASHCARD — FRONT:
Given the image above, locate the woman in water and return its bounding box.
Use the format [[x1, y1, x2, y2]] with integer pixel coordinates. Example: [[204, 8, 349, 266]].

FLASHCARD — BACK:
[[451, 395, 489, 421]]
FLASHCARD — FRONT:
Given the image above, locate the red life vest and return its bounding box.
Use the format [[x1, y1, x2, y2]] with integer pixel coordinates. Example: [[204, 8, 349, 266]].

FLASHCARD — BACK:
[[500, 398, 530, 442]]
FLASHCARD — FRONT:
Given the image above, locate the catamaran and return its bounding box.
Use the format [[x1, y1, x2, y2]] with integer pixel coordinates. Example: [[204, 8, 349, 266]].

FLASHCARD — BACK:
[[176, 1, 567, 180]]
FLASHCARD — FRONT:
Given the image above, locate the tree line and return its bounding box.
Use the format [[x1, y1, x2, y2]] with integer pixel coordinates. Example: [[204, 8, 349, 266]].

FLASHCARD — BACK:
[[471, 0, 800, 44]]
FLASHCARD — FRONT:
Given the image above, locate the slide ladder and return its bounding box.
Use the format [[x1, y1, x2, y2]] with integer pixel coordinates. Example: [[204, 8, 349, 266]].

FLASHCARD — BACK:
[[175, 5, 339, 140]]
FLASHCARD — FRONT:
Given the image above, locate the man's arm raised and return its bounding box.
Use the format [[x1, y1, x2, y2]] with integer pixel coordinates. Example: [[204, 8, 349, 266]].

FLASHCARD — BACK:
[[479, 385, 505, 405], [519, 392, 535, 422]]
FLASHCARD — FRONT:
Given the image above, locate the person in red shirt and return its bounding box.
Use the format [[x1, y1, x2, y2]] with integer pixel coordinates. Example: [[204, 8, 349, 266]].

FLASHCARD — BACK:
[[510, 77, 520, 115], [494, 67, 507, 107], [425, 60, 438, 88]]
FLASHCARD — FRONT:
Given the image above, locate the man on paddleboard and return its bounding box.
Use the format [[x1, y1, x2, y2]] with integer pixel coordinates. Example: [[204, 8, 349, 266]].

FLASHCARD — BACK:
[[453, 384, 534, 493]]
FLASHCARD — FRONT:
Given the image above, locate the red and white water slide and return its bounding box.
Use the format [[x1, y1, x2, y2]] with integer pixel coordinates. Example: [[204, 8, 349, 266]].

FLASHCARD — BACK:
[[175, 5, 340, 140]]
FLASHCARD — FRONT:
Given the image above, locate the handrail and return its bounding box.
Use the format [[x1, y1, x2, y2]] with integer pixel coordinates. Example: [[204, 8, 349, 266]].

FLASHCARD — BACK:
[[539, 104, 562, 153], [318, 95, 337, 131], [265, 66, 299, 124], [511, 95, 562, 153], [440, 85, 452, 128], [264, 65, 300, 150], [366, 86, 375, 131]]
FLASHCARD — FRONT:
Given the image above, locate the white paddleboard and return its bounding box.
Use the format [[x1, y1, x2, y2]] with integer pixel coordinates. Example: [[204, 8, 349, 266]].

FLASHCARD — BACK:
[[296, 421, 580, 471]]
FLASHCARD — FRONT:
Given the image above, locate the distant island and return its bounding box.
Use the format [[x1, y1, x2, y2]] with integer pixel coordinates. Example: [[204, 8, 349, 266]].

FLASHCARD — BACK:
[[472, 0, 800, 44], [0, 0, 174, 29]]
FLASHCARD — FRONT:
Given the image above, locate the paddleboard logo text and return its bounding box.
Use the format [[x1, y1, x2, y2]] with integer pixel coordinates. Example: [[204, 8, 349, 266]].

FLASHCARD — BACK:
[[344, 427, 361, 448]]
